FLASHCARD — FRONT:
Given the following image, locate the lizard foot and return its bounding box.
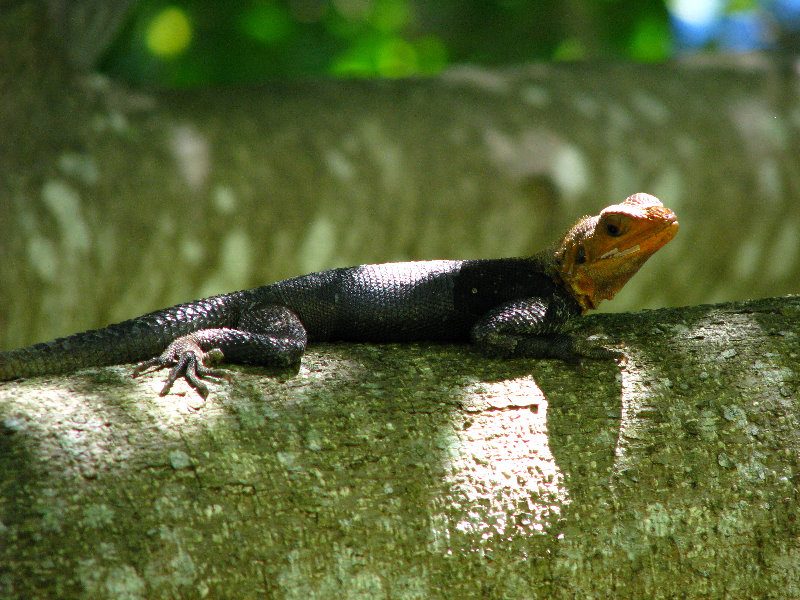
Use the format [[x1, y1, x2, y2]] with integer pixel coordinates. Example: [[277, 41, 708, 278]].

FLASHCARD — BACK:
[[133, 347, 226, 398], [566, 340, 626, 372], [575, 341, 625, 361]]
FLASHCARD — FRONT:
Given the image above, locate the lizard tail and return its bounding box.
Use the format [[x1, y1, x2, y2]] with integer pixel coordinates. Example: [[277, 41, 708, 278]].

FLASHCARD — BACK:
[[0, 323, 164, 379], [0, 292, 245, 380]]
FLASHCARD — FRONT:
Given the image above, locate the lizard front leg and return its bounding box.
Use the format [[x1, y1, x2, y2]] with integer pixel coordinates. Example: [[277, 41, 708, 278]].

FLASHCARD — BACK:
[[133, 304, 308, 397], [470, 296, 620, 362]]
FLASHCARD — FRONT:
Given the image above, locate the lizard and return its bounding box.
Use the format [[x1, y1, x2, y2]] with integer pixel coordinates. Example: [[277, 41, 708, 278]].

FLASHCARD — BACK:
[[0, 193, 678, 398]]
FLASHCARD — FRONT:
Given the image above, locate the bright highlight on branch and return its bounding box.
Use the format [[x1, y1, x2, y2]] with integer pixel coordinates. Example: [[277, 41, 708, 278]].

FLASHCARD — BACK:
[[146, 6, 193, 58]]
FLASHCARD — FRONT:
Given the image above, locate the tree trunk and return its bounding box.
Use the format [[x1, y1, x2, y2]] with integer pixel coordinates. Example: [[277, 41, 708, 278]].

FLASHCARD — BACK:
[[1, 296, 799, 599]]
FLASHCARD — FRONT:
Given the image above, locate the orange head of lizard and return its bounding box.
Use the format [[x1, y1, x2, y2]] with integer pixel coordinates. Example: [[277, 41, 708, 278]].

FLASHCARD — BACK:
[[554, 192, 679, 312]]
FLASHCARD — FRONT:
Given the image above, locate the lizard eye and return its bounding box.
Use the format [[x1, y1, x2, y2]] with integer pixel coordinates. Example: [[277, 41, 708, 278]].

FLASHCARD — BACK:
[[575, 245, 586, 264], [603, 215, 624, 237]]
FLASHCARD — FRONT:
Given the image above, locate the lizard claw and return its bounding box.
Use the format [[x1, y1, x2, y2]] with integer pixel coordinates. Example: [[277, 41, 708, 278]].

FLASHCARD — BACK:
[[133, 348, 226, 398], [570, 336, 625, 362], [159, 351, 226, 398], [583, 344, 625, 361], [557, 343, 624, 372]]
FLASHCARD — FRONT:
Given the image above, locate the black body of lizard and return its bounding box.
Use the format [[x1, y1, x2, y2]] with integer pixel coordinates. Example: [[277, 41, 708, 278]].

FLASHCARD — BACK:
[[0, 193, 678, 397]]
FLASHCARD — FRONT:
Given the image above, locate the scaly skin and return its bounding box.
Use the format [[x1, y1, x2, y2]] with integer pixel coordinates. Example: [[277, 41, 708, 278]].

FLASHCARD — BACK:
[[0, 193, 678, 397]]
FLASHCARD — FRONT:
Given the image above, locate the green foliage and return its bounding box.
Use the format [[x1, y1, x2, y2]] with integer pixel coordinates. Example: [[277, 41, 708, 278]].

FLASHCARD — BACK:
[[628, 15, 672, 62], [100, 0, 672, 87]]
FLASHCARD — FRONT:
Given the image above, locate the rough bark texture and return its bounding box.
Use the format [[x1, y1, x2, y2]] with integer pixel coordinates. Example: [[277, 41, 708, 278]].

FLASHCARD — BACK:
[[2, 4, 800, 352], [2, 295, 799, 599]]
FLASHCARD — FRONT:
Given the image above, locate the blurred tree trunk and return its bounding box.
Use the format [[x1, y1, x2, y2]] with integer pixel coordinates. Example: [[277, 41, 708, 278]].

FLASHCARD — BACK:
[[44, 0, 138, 70]]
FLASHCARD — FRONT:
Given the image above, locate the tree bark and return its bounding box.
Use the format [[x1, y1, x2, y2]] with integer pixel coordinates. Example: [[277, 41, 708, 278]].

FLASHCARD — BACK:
[[2, 4, 800, 351], [1, 295, 799, 599]]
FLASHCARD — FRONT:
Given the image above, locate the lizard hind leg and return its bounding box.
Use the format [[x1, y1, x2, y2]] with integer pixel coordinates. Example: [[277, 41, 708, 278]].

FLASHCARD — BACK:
[[133, 304, 308, 397]]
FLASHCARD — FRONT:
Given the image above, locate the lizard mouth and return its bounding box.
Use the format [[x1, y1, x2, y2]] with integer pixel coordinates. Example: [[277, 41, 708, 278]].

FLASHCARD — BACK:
[[600, 244, 642, 260], [599, 212, 678, 264]]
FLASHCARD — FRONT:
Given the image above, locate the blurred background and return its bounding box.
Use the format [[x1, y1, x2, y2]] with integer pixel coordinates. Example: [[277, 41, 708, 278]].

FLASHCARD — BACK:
[[100, 0, 800, 86]]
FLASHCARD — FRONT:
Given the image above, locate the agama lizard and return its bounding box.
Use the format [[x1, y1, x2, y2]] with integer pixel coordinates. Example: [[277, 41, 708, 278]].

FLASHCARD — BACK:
[[0, 193, 678, 397]]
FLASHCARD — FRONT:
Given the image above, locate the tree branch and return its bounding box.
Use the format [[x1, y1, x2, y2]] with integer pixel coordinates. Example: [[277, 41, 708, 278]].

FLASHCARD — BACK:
[[2, 296, 799, 598]]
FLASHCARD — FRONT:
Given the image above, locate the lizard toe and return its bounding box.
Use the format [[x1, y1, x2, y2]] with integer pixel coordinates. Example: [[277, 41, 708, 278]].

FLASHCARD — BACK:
[[159, 351, 226, 398], [132, 356, 169, 377]]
